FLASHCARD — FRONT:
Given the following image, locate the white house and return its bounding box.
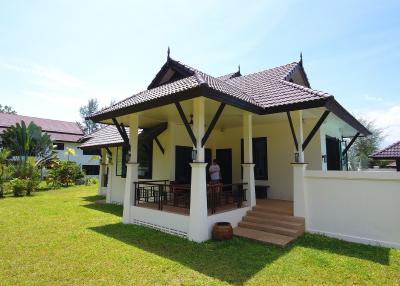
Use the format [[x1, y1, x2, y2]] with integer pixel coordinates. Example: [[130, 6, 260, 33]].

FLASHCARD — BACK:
[[0, 113, 99, 175], [81, 53, 400, 248]]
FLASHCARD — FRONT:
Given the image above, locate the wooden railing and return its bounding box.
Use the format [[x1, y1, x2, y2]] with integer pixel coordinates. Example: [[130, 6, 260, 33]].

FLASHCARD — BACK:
[[132, 180, 247, 213]]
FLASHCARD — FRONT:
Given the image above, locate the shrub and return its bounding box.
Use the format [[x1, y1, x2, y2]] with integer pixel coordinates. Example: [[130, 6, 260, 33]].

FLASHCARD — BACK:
[[46, 161, 85, 187], [13, 158, 41, 195], [10, 178, 28, 197]]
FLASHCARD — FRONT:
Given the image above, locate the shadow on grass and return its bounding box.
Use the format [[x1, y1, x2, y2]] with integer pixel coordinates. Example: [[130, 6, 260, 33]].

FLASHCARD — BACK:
[[82, 195, 123, 217], [89, 222, 288, 285], [89, 222, 391, 284]]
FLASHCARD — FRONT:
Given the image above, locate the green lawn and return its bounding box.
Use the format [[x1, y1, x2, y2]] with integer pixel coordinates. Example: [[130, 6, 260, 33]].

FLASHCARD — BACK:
[[0, 185, 399, 285]]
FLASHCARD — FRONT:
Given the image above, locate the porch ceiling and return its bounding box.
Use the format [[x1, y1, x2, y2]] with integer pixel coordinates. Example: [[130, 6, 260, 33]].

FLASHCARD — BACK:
[[104, 98, 332, 130]]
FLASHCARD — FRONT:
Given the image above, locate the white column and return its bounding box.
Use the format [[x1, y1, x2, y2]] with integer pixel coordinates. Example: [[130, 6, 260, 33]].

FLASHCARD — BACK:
[[122, 114, 139, 224], [297, 110, 305, 163], [188, 97, 208, 242], [106, 151, 113, 203], [98, 148, 107, 196], [242, 113, 256, 207], [167, 119, 176, 181], [292, 163, 308, 230]]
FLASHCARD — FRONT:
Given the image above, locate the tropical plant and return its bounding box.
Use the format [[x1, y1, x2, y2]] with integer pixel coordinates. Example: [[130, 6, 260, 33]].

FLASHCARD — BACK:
[[0, 149, 13, 197], [46, 161, 84, 187], [0, 104, 17, 114], [1, 121, 53, 162], [13, 158, 41, 195], [79, 98, 100, 134], [347, 118, 385, 169], [10, 178, 28, 197], [64, 147, 76, 161]]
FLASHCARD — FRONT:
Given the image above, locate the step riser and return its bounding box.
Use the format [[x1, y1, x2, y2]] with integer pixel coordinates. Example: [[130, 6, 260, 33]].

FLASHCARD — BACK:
[[243, 216, 304, 230], [253, 206, 293, 216], [247, 210, 305, 223], [233, 227, 293, 247], [239, 222, 302, 237]]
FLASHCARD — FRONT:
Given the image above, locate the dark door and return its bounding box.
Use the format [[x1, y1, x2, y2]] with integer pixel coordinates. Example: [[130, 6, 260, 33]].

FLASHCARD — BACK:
[[216, 149, 232, 184], [175, 146, 192, 184], [326, 136, 341, 170], [205, 148, 212, 182]]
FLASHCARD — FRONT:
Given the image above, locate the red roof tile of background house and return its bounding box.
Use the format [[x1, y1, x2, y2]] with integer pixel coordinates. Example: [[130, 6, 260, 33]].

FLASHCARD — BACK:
[[0, 113, 83, 142], [370, 141, 400, 159]]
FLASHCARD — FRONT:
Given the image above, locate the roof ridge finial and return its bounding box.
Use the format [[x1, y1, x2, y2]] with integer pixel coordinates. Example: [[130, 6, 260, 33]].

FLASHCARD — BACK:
[[167, 46, 170, 59], [300, 52, 303, 64], [238, 64, 241, 74]]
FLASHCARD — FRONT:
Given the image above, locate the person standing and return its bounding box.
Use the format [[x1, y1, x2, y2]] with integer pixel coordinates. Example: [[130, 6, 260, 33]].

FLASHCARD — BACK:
[[209, 159, 221, 184]]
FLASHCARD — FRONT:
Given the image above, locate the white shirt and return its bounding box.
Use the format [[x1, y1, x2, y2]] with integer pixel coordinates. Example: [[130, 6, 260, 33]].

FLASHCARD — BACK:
[[209, 164, 221, 181]]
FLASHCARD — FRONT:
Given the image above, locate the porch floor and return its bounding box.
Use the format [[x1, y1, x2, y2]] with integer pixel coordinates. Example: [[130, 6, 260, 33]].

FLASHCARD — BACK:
[[135, 202, 245, 216]]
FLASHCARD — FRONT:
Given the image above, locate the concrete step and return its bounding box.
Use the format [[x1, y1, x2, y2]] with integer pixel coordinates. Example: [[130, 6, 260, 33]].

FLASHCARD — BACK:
[[243, 215, 304, 230], [247, 210, 305, 223], [238, 221, 303, 238], [233, 227, 295, 247]]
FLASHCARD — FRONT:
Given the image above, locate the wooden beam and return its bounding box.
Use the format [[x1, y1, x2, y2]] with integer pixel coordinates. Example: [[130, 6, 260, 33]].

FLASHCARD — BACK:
[[119, 123, 130, 145], [302, 110, 330, 151], [201, 103, 225, 147], [175, 102, 197, 146], [105, 147, 112, 157], [154, 136, 165, 154], [342, 132, 360, 156], [112, 118, 130, 146], [286, 111, 299, 151]]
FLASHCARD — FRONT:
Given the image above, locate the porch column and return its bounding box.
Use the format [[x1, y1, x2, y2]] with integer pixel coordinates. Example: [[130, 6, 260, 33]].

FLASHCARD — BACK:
[[296, 110, 305, 163], [242, 113, 256, 207], [122, 114, 139, 224], [167, 119, 176, 181], [98, 148, 107, 196], [188, 97, 209, 242], [292, 163, 308, 221]]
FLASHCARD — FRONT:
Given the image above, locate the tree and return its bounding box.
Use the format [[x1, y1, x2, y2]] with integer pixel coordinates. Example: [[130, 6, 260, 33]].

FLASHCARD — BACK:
[[0, 149, 12, 197], [347, 118, 385, 170], [0, 104, 17, 114], [79, 99, 100, 134], [1, 121, 54, 162]]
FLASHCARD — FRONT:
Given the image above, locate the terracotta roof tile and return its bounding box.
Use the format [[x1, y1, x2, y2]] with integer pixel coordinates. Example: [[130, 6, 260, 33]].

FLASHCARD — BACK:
[[370, 141, 400, 159]]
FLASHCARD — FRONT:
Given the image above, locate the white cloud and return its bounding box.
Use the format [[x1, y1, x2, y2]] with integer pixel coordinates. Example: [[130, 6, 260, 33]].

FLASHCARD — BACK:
[[355, 105, 400, 147]]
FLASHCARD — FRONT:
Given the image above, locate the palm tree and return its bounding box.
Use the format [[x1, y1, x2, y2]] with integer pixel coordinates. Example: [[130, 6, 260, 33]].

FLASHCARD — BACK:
[[1, 121, 53, 162]]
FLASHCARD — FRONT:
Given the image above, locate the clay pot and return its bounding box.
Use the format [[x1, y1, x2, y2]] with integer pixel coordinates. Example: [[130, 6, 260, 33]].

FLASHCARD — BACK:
[[212, 222, 233, 240]]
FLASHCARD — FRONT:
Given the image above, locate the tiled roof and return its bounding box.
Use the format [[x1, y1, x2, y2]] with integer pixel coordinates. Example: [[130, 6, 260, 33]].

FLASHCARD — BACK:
[[0, 113, 83, 142], [370, 141, 400, 159], [79, 125, 128, 148], [88, 56, 368, 135], [225, 62, 330, 108]]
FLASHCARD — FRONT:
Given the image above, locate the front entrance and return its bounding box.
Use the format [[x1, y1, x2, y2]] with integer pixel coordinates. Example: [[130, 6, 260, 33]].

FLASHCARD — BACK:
[[326, 136, 341, 170], [216, 148, 232, 184], [175, 146, 211, 183]]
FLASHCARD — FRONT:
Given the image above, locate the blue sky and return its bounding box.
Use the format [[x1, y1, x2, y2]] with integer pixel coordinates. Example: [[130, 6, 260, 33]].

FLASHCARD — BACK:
[[1, 0, 399, 145]]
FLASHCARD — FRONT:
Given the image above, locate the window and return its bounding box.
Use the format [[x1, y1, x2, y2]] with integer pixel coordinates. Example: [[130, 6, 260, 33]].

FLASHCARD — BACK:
[[83, 148, 101, 156], [82, 165, 100, 175], [115, 146, 128, 178], [54, 143, 64, 150], [241, 137, 268, 180], [138, 141, 153, 179]]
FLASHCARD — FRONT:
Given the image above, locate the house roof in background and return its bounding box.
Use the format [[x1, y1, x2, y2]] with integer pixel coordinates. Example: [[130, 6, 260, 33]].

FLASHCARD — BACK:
[[88, 56, 370, 135], [0, 113, 83, 142], [79, 125, 129, 149], [370, 140, 400, 159]]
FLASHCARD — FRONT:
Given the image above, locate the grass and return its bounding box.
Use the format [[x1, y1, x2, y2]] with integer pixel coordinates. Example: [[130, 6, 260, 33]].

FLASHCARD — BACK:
[[0, 185, 399, 285]]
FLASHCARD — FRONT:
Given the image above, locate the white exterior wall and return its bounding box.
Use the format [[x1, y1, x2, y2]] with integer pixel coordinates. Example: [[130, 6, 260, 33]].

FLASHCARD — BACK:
[[304, 170, 400, 248], [107, 147, 126, 204], [54, 142, 99, 168], [104, 117, 327, 203]]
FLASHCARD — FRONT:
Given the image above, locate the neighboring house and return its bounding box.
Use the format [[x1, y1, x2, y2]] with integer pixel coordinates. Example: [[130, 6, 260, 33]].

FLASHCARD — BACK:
[[0, 113, 99, 175], [370, 140, 400, 171], [80, 53, 400, 248]]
